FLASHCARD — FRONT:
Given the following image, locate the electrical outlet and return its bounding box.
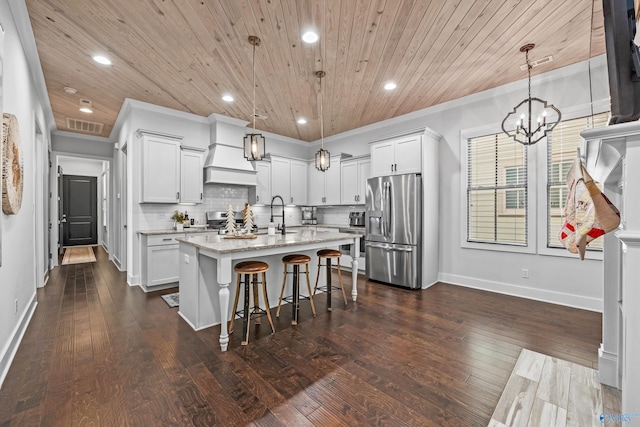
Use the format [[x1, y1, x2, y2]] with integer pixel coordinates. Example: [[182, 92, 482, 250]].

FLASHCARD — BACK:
[[522, 268, 529, 279], [14, 299, 18, 314], [184, 254, 190, 264]]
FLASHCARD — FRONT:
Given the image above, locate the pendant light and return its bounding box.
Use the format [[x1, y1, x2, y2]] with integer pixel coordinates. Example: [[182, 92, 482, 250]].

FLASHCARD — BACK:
[[501, 44, 561, 146], [243, 35, 266, 161], [315, 70, 330, 171]]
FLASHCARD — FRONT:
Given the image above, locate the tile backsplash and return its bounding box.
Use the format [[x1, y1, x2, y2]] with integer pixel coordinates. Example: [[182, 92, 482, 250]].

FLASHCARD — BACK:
[[138, 184, 364, 231], [139, 184, 301, 230]]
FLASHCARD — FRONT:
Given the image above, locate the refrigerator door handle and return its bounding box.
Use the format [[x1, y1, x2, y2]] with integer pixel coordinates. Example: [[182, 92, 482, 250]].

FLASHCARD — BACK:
[[365, 242, 414, 252], [384, 182, 392, 239]]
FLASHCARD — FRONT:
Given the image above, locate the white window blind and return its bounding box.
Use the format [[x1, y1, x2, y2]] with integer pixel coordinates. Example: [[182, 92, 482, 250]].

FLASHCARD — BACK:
[[546, 112, 609, 249], [467, 133, 527, 245]]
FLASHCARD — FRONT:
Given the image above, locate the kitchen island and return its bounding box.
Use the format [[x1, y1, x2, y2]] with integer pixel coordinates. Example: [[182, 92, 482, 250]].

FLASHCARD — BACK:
[[176, 230, 361, 351]]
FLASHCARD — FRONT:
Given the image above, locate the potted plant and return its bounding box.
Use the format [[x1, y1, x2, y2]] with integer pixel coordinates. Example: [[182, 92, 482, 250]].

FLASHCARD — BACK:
[[171, 210, 185, 231]]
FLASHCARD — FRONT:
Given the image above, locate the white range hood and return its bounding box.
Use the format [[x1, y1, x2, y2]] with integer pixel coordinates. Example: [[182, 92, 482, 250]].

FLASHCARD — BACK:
[[204, 114, 257, 186]]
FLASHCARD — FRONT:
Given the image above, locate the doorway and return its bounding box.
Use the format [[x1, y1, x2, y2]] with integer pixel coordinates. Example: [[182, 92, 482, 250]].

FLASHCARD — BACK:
[[62, 175, 98, 247]]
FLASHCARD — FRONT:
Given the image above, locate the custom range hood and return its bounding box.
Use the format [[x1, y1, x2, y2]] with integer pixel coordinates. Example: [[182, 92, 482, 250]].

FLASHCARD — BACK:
[[204, 114, 257, 186]]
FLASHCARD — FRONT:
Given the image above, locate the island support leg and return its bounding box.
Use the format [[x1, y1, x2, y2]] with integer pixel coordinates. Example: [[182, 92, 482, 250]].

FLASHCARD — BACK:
[[351, 237, 359, 302], [217, 257, 233, 352]]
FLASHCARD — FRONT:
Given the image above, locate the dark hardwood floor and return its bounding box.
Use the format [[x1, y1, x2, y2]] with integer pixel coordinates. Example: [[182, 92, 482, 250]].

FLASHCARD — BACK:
[[0, 247, 602, 426]]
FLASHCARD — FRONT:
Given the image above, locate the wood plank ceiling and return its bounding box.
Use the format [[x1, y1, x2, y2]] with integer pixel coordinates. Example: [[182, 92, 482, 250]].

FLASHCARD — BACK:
[[26, 0, 605, 141]]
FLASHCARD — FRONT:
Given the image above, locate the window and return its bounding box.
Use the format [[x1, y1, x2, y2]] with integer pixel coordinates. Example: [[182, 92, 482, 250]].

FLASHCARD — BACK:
[[467, 133, 527, 246], [546, 112, 609, 250]]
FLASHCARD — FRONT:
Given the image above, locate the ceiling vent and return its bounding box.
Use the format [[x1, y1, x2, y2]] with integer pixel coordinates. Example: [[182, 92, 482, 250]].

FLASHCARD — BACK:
[[253, 113, 268, 120], [520, 55, 553, 71], [66, 118, 104, 134]]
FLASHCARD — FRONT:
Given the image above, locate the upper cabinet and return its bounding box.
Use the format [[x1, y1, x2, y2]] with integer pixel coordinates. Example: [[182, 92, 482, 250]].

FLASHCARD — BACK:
[[308, 156, 342, 205], [370, 134, 422, 177], [139, 131, 204, 204], [141, 133, 181, 203], [180, 148, 204, 204], [253, 161, 271, 205], [341, 156, 370, 204], [271, 156, 307, 205]]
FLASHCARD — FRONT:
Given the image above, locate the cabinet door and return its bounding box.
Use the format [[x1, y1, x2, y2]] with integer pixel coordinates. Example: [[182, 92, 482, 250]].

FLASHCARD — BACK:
[[341, 161, 358, 204], [323, 158, 341, 205], [290, 160, 307, 205], [142, 136, 180, 202], [394, 135, 422, 174], [255, 161, 271, 205], [358, 159, 371, 203], [147, 244, 179, 286], [308, 164, 325, 205], [370, 141, 395, 177], [180, 150, 204, 204], [270, 157, 291, 202]]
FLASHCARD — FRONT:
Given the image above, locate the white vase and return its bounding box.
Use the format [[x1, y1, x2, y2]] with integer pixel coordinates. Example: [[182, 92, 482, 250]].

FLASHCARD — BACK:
[[175, 222, 184, 231]]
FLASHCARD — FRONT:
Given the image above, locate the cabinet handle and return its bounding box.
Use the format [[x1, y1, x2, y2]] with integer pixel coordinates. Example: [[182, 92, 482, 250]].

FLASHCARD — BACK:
[[200, 192, 203, 200], [391, 164, 394, 173], [176, 192, 180, 200], [162, 238, 172, 241], [256, 195, 259, 202], [290, 197, 293, 203]]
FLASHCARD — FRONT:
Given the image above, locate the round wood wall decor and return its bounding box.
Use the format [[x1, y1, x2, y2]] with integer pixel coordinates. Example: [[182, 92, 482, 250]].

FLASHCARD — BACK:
[[2, 113, 24, 214]]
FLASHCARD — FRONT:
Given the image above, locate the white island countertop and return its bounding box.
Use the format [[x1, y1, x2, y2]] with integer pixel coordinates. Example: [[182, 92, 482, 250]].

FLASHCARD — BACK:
[[176, 230, 362, 351], [175, 230, 362, 254]]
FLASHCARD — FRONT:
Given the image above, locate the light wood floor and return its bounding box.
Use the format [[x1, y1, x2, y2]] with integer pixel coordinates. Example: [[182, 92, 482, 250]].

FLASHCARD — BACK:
[[0, 247, 603, 426], [490, 349, 621, 427]]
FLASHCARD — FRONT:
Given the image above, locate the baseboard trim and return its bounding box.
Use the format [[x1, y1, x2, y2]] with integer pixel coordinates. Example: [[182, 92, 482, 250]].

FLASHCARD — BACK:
[[127, 274, 140, 287], [437, 273, 603, 312], [0, 293, 38, 389], [598, 344, 620, 388]]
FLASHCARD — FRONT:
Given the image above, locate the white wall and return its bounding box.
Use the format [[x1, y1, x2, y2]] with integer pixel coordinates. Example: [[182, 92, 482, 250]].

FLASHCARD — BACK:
[[0, 0, 55, 387], [320, 56, 610, 311]]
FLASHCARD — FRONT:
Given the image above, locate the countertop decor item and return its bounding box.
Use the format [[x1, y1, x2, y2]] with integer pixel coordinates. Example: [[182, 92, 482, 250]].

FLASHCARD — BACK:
[[242, 203, 254, 233], [2, 113, 24, 215], [501, 44, 561, 146], [243, 35, 266, 161], [171, 210, 185, 230], [225, 204, 236, 234]]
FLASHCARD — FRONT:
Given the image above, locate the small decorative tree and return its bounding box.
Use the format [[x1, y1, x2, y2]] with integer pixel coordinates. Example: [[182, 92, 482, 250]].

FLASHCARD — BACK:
[[225, 204, 236, 234], [243, 203, 254, 234]]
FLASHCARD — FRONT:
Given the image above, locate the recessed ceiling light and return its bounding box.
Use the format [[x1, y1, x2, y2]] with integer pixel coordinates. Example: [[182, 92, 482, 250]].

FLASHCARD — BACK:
[[302, 31, 319, 44], [297, 118, 307, 124], [92, 55, 112, 65], [384, 81, 397, 91], [222, 94, 234, 102], [63, 86, 77, 94], [79, 107, 93, 114]]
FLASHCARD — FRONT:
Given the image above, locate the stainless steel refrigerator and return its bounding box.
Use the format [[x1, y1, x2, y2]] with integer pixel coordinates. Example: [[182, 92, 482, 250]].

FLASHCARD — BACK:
[[365, 174, 422, 289]]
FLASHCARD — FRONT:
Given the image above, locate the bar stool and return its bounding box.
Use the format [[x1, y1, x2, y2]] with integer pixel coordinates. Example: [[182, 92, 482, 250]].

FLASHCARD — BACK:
[[229, 260, 275, 345], [276, 254, 317, 325], [313, 249, 348, 311]]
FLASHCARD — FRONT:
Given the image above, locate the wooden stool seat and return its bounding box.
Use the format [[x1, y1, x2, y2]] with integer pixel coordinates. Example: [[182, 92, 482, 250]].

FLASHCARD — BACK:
[[230, 260, 274, 345], [317, 249, 341, 258], [282, 254, 311, 264], [277, 254, 316, 324], [314, 249, 348, 311], [234, 261, 269, 274]]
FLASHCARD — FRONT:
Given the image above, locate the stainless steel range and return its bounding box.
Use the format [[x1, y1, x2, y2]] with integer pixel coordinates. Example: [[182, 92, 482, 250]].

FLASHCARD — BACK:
[[206, 211, 257, 233]]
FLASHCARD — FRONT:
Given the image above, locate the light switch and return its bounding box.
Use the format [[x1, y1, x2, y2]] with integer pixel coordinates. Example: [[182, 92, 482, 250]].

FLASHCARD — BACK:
[[184, 254, 190, 264]]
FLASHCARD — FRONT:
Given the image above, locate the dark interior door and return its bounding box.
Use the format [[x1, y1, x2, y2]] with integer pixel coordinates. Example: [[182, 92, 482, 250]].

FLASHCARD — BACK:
[[63, 175, 98, 246]]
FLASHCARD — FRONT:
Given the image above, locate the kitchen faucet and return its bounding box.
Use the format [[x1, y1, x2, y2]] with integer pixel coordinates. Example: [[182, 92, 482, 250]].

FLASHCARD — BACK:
[[270, 195, 286, 235]]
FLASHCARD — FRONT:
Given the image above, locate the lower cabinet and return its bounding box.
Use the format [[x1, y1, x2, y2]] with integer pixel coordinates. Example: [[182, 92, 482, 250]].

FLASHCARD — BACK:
[[141, 233, 183, 291]]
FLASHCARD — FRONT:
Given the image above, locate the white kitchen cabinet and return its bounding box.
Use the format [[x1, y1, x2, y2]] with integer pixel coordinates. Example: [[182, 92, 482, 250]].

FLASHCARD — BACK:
[[270, 156, 307, 205], [141, 233, 183, 292], [180, 148, 204, 204], [254, 161, 271, 205], [308, 156, 341, 205], [141, 133, 181, 203], [341, 156, 370, 204], [370, 134, 421, 177], [139, 130, 204, 204]]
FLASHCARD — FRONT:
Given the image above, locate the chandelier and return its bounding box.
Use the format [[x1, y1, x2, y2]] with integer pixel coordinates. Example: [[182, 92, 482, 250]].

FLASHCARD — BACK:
[[315, 70, 330, 171], [501, 43, 561, 146], [243, 35, 266, 161]]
